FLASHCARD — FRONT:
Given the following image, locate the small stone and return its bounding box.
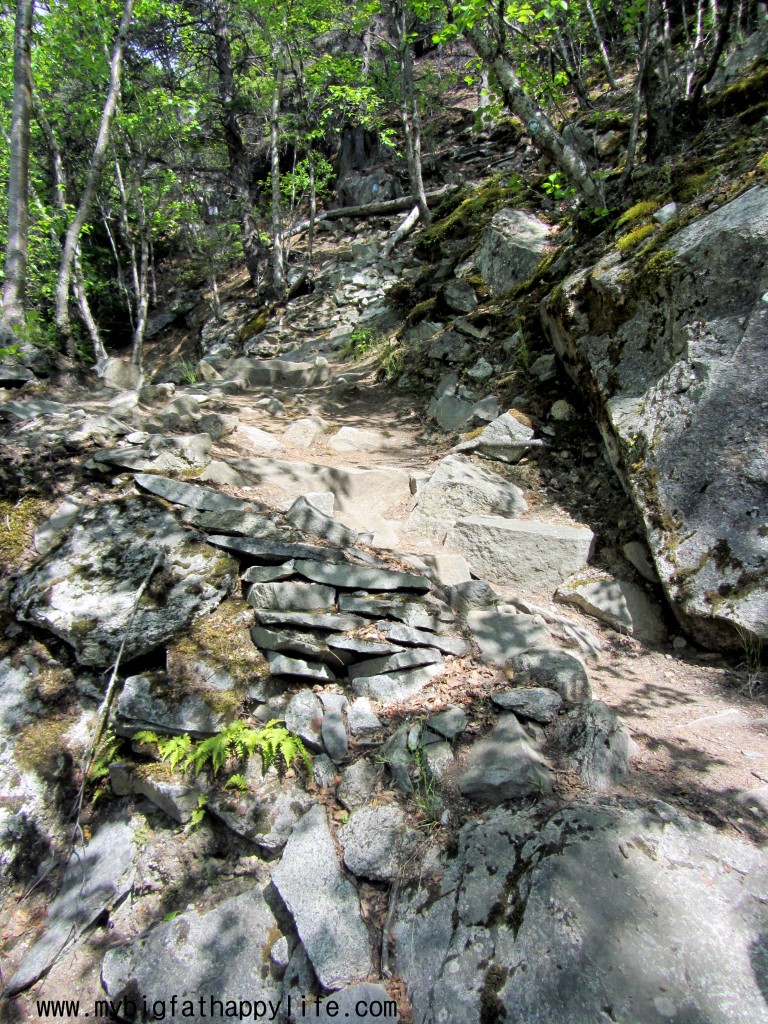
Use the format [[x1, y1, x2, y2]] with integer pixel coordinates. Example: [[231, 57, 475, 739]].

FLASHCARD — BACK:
[[550, 399, 573, 421], [321, 692, 348, 762], [653, 201, 679, 225], [351, 664, 444, 705], [312, 753, 337, 788], [622, 540, 659, 582], [337, 758, 379, 810], [241, 561, 296, 583], [347, 698, 382, 739], [459, 714, 553, 804], [467, 357, 494, 380], [426, 706, 468, 739], [491, 687, 563, 723], [424, 740, 454, 781], [266, 652, 337, 682], [284, 689, 324, 750], [246, 582, 336, 612], [556, 576, 667, 643], [447, 580, 499, 616], [340, 806, 418, 881], [511, 647, 592, 704], [380, 725, 413, 793], [467, 610, 552, 666]]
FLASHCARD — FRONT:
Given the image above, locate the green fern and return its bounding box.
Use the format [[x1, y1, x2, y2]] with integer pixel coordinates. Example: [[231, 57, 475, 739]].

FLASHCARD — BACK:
[[89, 727, 124, 783], [188, 795, 207, 831], [158, 733, 194, 771], [224, 773, 248, 792]]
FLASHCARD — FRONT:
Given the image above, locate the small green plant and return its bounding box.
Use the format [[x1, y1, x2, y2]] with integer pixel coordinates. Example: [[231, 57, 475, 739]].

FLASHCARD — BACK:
[[178, 358, 197, 384], [224, 772, 248, 792], [134, 720, 312, 780], [188, 794, 208, 832], [341, 326, 381, 361], [89, 728, 124, 801], [541, 172, 576, 201], [736, 625, 764, 696], [0, 341, 21, 360], [412, 746, 441, 825]]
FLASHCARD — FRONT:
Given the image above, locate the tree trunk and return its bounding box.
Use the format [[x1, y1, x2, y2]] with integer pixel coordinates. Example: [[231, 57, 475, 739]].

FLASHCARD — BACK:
[[584, 0, 617, 87], [463, 23, 604, 206], [307, 147, 316, 267], [1, 0, 34, 338], [621, 0, 654, 187], [270, 64, 286, 298], [55, 0, 134, 357], [393, 1, 431, 226], [211, 0, 263, 290]]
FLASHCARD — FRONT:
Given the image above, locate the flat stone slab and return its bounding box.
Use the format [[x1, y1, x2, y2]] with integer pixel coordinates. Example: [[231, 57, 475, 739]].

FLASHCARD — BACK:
[[351, 663, 443, 705], [11, 498, 235, 668], [251, 624, 342, 666], [115, 672, 234, 737], [450, 516, 595, 591], [231, 457, 411, 515], [241, 560, 296, 583], [328, 426, 400, 453], [491, 687, 563, 722], [246, 582, 336, 612], [266, 651, 337, 682], [286, 496, 361, 548], [94, 433, 212, 472], [511, 647, 592, 704], [207, 533, 346, 564], [467, 610, 552, 667], [253, 609, 367, 632], [340, 806, 419, 882], [459, 714, 553, 803], [294, 559, 431, 593], [378, 622, 469, 656], [101, 887, 283, 1013], [348, 647, 443, 679], [556, 576, 667, 643], [338, 758, 379, 809], [347, 698, 383, 739], [327, 635, 405, 657], [272, 804, 372, 990], [8, 822, 135, 995], [340, 594, 453, 631], [133, 473, 247, 512], [206, 767, 312, 851]]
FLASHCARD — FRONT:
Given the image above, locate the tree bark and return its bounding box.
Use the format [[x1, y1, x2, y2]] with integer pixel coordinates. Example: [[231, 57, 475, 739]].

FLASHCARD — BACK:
[[270, 62, 286, 298], [584, 0, 617, 87], [283, 185, 456, 238], [462, 22, 604, 207], [55, 0, 134, 357], [392, 0, 431, 226], [1, 0, 34, 338]]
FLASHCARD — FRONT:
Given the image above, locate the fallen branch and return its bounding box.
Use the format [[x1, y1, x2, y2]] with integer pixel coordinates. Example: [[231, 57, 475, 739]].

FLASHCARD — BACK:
[[381, 204, 420, 257], [283, 184, 458, 239]]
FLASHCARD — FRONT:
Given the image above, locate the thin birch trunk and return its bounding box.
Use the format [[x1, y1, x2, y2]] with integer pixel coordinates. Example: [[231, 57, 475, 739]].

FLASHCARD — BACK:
[[270, 64, 285, 298]]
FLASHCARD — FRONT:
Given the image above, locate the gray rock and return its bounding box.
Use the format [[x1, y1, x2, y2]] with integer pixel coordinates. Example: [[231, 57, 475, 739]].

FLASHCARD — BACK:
[[530, 353, 556, 381], [429, 332, 471, 363], [467, 356, 493, 380], [267, 652, 337, 682], [491, 687, 563, 723], [511, 647, 592, 704], [321, 692, 348, 762], [246, 582, 336, 612], [339, 593, 453, 631], [133, 473, 247, 512], [426, 706, 468, 739], [442, 280, 478, 313], [272, 804, 372, 990], [556, 576, 667, 643], [284, 416, 329, 447], [101, 887, 283, 1013], [207, 533, 345, 564], [553, 699, 633, 791], [222, 356, 330, 388], [33, 498, 81, 555], [0, 361, 34, 387], [418, 552, 474, 586], [304, 491, 335, 515], [327, 426, 400, 453], [101, 357, 142, 390], [206, 768, 312, 851], [327, 635, 404, 657], [298, 984, 400, 1023], [430, 393, 479, 432], [340, 806, 418, 881], [459, 714, 553, 804], [94, 433, 212, 472], [622, 539, 659, 582], [109, 763, 199, 823], [450, 516, 595, 591], [395, 801, 768, 1024], [347, 698, 382, 739], [7, 823, 135, 995], [285, 689, 324, 750], [11, 498, 235, 667], [406, 455, 527, 539], [286, 496, 361, 548], [380, 725, 413, 793], [337, 758, 379, 810], [183, 508, 281, 537], [233, 423, 283, 452], [253, 609, 367, 632], [380, 611, 466, 650], [654, 200, 679, 224], [313, 753, 338, 788], [467, 610, 552, 666], [294, 559, 430, 593], [242, 560, 296, 583], [542, 186, 768, 650], [476, 208, 552, 297], [198, 461, 247, 487], [446, 580, 499, 616], [424, 740, 454, 781], [251, 624, 340, 666], [115, 672, 233, 737], [454, 410, 536, 463], [348, 647, 443, 679], [197, 412, 239, 440], [351, 663, 443, 705]]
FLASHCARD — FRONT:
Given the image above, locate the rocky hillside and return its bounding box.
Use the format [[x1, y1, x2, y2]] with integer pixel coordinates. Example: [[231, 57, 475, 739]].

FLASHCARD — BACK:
[[1, 44, 767, 1024]]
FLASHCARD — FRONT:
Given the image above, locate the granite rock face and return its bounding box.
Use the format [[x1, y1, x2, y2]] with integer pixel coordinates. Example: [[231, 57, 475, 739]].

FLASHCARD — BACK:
[[542, 185, 768, 650], [395, 801, 768, 1024], [11, 498, 236, 667], [476, 208, 552, 297]]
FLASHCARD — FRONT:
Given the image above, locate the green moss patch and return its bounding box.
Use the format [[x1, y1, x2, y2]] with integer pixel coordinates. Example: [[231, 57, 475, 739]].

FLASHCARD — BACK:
[[616, 223, 657, 255], [416, 174, 529, 257], [0, 497, 49, 571], [616, 201, 660, 230], [16, 715, 72, 777]]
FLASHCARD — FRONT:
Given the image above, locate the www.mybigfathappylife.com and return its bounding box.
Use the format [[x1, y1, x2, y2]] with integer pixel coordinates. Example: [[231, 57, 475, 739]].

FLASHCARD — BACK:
[[35, 993, 399, 1020]]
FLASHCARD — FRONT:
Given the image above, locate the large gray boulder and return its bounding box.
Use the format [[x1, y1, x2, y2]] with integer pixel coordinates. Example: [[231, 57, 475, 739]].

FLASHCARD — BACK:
[[272, 804, 372, 990], [11, 498, 236, 667], [541, 185, 768, 650], [476, 208, 552, 297], [406, 455, 527, 539], [450, 517, 595, 591], [101, 887, 284, 1014], [394, 801, 768, 1024]]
